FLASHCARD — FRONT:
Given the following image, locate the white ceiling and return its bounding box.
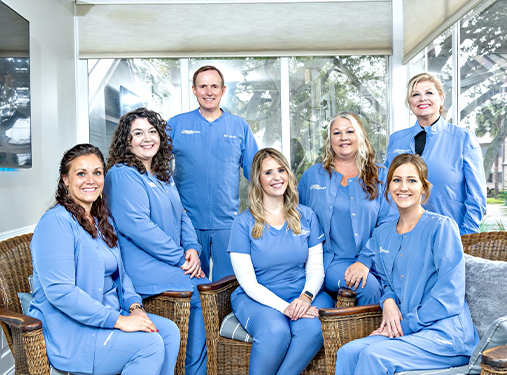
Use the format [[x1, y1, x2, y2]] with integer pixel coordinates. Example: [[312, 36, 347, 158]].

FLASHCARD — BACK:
[[76, 1, 392, 58], [76, 0, 487, 60]]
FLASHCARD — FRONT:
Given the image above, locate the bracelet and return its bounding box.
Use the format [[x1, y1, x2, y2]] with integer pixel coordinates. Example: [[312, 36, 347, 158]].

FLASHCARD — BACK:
[[129, 304, 145, 314], [301, 291, 314, 302]]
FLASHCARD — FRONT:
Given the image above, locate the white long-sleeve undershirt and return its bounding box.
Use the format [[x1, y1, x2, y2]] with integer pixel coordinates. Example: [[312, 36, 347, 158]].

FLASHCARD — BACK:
[[230, 242, 324, 314]]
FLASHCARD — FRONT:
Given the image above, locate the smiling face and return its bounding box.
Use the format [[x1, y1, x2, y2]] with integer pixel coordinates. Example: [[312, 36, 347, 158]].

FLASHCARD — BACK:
[[408, 80, 444, 124], [192, 69, 226, 114], [63, 154, 104, 214], [129, 117, 160, 172], [259, 156, 288, 200], [330, 117, 358, 162], [388, 162, 425, 212]]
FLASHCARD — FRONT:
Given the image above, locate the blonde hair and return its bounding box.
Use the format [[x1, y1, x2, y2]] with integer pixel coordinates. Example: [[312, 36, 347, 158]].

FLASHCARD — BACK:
[[321, 112, 381, 199], [406, 73, 445, 115], [385, 153, 432, 205], [249, 148, 301, 239]]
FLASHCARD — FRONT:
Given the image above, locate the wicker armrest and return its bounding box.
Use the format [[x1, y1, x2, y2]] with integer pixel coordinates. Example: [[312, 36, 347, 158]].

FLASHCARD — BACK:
[[0, 306, 42, 332], [198, 275, 239, 373], [0, 306, 50, 375], [481, 344, 507, 373], [319, 304, 382, 375], [143, 291, 192, 375]]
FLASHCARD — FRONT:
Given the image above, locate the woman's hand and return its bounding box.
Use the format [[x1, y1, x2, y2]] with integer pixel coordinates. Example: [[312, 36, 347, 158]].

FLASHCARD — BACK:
[[114, 308, 157, 333], [180, 249, 203, 278], [344, 261, 369, 290], [377, 298, 403, 338], [283, 296, 316, 321]]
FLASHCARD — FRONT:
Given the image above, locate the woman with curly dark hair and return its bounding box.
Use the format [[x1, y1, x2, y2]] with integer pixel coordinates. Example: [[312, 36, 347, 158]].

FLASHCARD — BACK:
[[105, 108, 208, 375], [28, 144, 179, 375], [298, 112, 396, 306]]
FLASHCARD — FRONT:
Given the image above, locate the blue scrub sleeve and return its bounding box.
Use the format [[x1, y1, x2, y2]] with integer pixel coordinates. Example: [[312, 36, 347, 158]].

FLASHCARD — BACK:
[[371, 234, 399, 307], [400, 218, 466, 335], [32, 214, 121, 329], [461, 134, 486, 235], [297, 171, 309, 205], [240, 125, 259, 181], [106, 168, 186, 266], [307, 208, 325, 248], [180, 208, 202, 255], [227, 215, 252, 255]]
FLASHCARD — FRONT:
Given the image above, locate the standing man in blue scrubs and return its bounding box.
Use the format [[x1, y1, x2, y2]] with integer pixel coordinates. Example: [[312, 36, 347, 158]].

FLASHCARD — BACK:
[[168, 65, 259, 281]]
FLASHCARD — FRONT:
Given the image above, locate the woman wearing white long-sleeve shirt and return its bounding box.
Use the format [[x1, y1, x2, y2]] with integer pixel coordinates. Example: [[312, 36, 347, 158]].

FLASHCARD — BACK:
[[228, 148, 334, 375]]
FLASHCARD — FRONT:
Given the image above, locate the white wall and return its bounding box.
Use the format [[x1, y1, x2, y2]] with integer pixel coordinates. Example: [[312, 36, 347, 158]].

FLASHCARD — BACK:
[[0, 0, 79, 240]]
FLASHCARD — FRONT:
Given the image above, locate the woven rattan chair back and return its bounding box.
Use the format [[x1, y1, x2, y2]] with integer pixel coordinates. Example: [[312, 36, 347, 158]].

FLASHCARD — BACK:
[[462, 231, 507, 261], [0, 233, 33, 315]]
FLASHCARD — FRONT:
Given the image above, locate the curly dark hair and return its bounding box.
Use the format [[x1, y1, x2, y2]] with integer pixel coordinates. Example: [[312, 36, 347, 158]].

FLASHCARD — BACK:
[[106, 107, 173, 182], [55, 144, 117, 248]]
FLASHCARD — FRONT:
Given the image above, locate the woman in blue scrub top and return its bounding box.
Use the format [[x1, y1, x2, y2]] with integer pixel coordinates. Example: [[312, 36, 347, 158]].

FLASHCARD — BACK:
[[228, 148, 334, 375], [29, 144, 179, 375], [385, 73, 486, 235], [299, 112, 394, 306], [105, 108, 208, 375], [335, 153, 479, 375]]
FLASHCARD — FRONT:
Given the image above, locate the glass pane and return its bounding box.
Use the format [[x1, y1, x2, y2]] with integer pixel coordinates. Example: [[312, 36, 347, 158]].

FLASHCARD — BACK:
[[289, 56, 389, 179], [88, 58, 181, 158], [459, 0, 507, 198], [188, 58, 282, 211]]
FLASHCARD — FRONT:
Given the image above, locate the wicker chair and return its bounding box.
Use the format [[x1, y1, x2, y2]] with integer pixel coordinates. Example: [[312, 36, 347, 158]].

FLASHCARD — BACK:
[[318, 231, 507, 375], [0, 233, 192, 375], [198, 275, 327, 375]]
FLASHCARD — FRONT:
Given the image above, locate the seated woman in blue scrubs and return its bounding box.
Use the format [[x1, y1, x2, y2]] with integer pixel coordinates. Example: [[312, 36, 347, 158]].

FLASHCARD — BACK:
[[385, 73, 486, 235], [228, 147, 334, 375], [29, 144, 179, 375], [335, 153, 479, 375], [104, 108, 208, 375], [299, 112, 395, 305]]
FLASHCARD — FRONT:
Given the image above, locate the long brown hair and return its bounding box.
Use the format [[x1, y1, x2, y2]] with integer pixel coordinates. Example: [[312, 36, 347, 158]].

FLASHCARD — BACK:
[[106, 107, 173, 183], [321, 112, 381, 199], [55, 144, 117, 248], [249, 148, 301, 239]]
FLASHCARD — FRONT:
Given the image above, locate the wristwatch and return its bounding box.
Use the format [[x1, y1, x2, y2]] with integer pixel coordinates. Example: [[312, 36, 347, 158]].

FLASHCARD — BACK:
[[302, 290, 314, 302]]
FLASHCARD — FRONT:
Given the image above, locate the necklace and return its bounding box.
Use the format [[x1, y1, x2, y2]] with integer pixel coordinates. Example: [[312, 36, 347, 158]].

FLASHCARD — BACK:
[[264, 203, 283, 214]]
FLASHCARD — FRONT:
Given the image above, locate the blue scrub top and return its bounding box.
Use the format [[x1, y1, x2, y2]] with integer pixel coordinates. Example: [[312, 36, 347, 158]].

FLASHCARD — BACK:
[[298, 163, 396, 271], [385, 117, 486, 235], [28, 205, 142, 374], [105, 164, 202, 295], [228, 205, 324, 302], [168, 108, 259, 230], [371, 211, 479, 357], [330, 183, 358, 262]]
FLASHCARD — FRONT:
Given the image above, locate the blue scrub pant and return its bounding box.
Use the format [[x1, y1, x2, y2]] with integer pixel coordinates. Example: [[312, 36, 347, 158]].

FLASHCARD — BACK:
[[185, 276, 209, 375], [141, 276, 208, 375], [335, 335, 470, 375], [325, 259, 381, 305], [196, 229, 233, 281], [74, 313, 179, 375], [232, 291, 334, 375]]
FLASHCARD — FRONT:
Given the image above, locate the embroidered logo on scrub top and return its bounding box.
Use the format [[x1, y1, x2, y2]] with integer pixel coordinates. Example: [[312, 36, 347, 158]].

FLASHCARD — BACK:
[[223, 134, 237, 139], [379, 247, 389, 253], [181, 130, 201, 134], [293, 229, 310, 237], [393, 148, 411, 155], [148, 182, 157, 188], [310, 184, 326, 190]]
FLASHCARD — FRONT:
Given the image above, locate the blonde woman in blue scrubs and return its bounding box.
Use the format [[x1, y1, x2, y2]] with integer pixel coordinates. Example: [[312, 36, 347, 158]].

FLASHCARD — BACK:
[[228, 148, 334, 375], [299, 112, 395, 305], [29, 144, 179, 375], [335, 154, 478, 375]]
